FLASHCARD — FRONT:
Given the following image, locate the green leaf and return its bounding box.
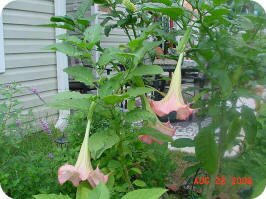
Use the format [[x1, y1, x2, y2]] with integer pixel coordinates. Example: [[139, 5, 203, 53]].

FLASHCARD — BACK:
[[125, 109, 156, 123], [98, 48, 121, 67], [57, 34, 82, 44], [133, 180, 147, 187], [195, 126, 218, 174], [76, 182, 91, 199], [88, 129, 120, 159], [171, 138, 194, 148], [151, 0, 172, 6], [87, 183, 110, 199], [226, 118, 241, 149], [130, 167, 142, 174], [210, 69, 232, 98], [126, 87, 155, 97], [50, 16, 75, 25], [182, 163, 201, 177], [84, 24, 103, 49], [135, 41, 162, 62], [64, 66, 95, 86], [102, 94, 129, 105], [122, 188, 167, 199], [142, 3, 184, 20], [251, 178, 266, 198], [131, 65, 163, 77], [48, 43, 83, 57], [138, 127, 172, 143], [242, 106, 259, 145], [39, 23, 74, 31], [99, 73, 124, 97], [49, 91, 93, 110], [33, 194, 71, 199]]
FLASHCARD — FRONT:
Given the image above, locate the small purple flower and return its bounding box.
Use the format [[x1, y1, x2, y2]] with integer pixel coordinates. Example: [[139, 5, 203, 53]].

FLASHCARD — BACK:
[[48, 153, 54, 159], [15, 119, 21, 127], [30, 87, 39, 94], [39, 119, 52, 134]]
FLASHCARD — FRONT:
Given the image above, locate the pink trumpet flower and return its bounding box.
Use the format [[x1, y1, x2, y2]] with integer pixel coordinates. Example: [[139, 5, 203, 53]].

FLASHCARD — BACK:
[[138, 135, 163, 145], [138, 98, 176, 145], [149, 53, 195, 120], [58, 118, 108, 187]]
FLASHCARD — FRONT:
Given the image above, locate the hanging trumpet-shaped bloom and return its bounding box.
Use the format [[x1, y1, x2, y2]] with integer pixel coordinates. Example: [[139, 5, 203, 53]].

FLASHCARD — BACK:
[[138, 135, 163, 145], [149, 53, 195, 120], [138, 97, 176, 145], [58, 102, 108, 187]]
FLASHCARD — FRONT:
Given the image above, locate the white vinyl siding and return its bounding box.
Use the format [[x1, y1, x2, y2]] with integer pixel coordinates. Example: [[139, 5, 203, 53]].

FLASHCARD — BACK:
[[0, 0, 58, 121]]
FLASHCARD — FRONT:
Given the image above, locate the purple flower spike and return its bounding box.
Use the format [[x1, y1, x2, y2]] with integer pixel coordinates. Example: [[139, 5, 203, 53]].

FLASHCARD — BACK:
[[39, 119, 52, 134], [30, 87, 39, 94]]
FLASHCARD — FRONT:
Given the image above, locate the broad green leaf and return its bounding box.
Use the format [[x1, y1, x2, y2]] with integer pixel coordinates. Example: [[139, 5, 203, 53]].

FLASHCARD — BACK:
[[98, 48, 121, 67], [104, 24, 118, 37], [142, 3, 184, 20], [84, 24, 103, 49], [99, 73, 124, 97], [195, 126, 218, 174], [50, 16, 75, 25], [242, 106, 259, 145], [251, 178, 266, 198], [182, 163, 201, 177], [151, 0, 172, 6], [125, 109, 156, 123], [103, 94, 129, 105], [133, 180, 147, 187], [135, 41, 162, 62], [64, 66, 94, 86], [210, 69, 232, 98], [57, 34, 82, 44], [49, 91, 93, 110], [33, 194, 71, 199], [138, 127, 172, 143], [76, 182, 91, 199], [87, 183, 110, 199], [171, 138, 194, 148], [88, 129, 120, 159], [131, 65, 163, 77], [122, 188, 167, 199], [126, 87, 155, 97], [226, 118, 241, 150], [39, 23, 74, 31], [48, 43, 83, 57], [130, 167, 142, 174]]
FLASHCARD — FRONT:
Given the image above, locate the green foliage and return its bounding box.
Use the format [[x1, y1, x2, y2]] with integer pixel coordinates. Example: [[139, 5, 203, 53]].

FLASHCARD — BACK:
[[195, 126, 218, 174], [49, 91, 93, 111], [87, 183, 110, 199], [171, 138, 194, 148], [64, 66, 95, 86], [121, 188, 167, 199], [88, 129, 120, 159], [33, 194, 71, 199]]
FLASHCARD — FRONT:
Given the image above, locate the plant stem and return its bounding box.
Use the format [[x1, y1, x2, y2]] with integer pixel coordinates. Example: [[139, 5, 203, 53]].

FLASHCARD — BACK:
[[206, 100, 226, 198]]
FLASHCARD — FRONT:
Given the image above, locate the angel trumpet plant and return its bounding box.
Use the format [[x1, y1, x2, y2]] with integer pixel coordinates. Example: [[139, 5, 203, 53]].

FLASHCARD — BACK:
[[58, 101, 108, 188], [149, 53, 195, 120]]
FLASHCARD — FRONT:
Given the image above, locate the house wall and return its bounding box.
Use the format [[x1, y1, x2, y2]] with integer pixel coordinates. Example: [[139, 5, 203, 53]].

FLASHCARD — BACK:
[[0, 0, 58, 121]]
